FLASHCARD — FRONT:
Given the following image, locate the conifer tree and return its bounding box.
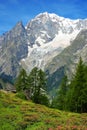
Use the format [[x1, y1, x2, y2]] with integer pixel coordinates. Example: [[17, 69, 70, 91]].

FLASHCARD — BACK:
[[80, 65, 87, 112], [66, 57, 86, 112], [15, 67, 49, 105], [51, 74, 68, 110], [28, 67, 48, 104], [15, 68, 28, 92], [51, 57, 87, 113], [28, 67, 39, 96]]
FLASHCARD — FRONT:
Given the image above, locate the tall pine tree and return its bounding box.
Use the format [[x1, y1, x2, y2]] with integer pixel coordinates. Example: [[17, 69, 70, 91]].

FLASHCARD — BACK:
[[51, 74, 68, 110], [28, 67, 48, 104], [66, 57, 86, 112], [15, 68, 28, 92]]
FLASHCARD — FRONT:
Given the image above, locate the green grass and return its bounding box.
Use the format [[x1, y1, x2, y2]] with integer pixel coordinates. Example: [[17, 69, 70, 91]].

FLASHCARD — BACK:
[[0, 90, 87, 130]]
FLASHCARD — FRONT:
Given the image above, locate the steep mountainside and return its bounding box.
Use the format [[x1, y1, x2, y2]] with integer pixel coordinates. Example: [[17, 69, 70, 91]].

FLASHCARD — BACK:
[[0, 12, 87, 86], [0, 22, 28, 78], [22, 12, 87, 71], [46, 29, 87, 93]]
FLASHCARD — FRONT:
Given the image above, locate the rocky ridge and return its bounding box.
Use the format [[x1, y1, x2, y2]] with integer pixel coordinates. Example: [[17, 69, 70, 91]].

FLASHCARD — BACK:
[[0, 12, 87, 82]]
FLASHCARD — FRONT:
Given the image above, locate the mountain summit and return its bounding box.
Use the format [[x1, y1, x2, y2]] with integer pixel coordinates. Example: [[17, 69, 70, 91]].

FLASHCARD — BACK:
[[22, 12, 87, 72], [0, 12, 87, 80]]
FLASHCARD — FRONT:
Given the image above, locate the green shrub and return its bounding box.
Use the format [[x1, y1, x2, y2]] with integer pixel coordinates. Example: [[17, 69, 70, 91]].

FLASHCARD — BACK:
[[16, 92, 26, 100], [0, 123, 15, 130]]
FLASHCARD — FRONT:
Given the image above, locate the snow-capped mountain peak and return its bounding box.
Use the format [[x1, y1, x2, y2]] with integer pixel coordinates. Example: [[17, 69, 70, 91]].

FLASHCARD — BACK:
[[35, 12, 65, 21], [0, 12, 87, 77], [26, 12, 87, 50], [21, 12, 87, 72]]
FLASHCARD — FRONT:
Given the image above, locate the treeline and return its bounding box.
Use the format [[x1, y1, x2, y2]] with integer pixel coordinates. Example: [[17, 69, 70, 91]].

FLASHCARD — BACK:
[[15, 67, 49, 106], [15, 57, 87, 113], [52, 57, 87, 113]]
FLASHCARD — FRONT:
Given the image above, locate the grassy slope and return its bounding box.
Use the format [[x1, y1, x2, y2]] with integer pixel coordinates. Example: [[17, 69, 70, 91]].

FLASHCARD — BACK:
[[0, 90, 87, 130]]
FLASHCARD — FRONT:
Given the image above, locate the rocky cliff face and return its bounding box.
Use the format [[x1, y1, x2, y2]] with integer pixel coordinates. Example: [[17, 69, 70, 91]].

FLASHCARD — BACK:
[[46, 29, 87, 93], [0, 12, 87, 83], [21, 12, 87, 72], [0, 21, 28, 78]]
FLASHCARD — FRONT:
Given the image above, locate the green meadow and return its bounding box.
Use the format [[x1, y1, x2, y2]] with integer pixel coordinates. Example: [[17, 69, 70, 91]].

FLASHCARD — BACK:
[[0, 90, 87, 130]]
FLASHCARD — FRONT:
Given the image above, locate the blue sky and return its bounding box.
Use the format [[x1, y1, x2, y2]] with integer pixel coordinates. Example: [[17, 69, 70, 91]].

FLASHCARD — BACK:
[[0, 0, 87, 35]]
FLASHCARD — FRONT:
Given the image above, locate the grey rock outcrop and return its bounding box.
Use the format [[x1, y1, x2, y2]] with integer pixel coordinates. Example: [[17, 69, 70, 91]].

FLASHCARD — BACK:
[[0, 21, 28, 78]]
